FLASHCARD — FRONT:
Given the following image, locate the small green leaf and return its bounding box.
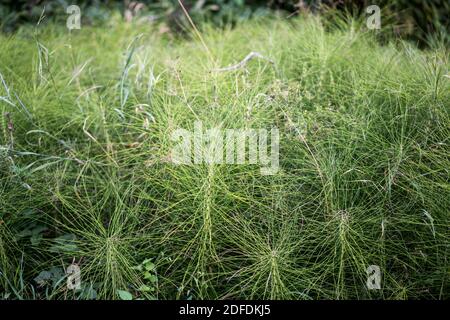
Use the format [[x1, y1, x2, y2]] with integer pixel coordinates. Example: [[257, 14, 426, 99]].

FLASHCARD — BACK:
[[34, 271, 52, 285], [144, 262, 155, 271], [131, 265, 143, 271], [138, 285, 154, 292], [50, 234, 78, 253], [117, 290, 133, 300], [79, 286, 97, 300], [144, 273, 157, 283]]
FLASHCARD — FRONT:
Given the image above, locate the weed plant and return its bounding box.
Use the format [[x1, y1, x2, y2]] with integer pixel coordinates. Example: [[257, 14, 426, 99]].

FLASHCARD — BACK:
[[0, 14, 448, 299]]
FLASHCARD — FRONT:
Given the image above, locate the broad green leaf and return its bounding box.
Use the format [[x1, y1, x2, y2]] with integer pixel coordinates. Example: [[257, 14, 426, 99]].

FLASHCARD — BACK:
[[117, 290, 133, 300]]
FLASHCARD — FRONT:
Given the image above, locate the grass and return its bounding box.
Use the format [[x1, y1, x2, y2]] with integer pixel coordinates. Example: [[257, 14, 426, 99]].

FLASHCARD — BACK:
[[0, 13, 449, 300]]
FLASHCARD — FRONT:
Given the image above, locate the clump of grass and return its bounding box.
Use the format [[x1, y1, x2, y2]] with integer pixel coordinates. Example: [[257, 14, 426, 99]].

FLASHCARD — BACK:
[[0, 13, 448, 299]]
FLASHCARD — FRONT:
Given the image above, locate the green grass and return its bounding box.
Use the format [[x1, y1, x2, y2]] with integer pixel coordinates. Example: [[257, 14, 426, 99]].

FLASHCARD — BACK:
[[0, 14, 449, 300]]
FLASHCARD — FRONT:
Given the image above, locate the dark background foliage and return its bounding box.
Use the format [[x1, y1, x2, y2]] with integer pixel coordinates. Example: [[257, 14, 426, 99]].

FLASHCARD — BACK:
[[0, 0, 448, 45]]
